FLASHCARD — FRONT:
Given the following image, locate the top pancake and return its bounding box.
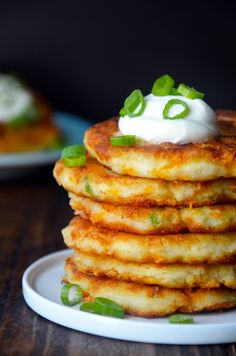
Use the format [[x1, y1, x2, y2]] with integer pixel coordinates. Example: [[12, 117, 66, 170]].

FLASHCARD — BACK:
[[84, 110, 236, 181]]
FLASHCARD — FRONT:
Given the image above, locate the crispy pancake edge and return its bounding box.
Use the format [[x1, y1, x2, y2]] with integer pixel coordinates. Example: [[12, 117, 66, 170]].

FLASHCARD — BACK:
[[64, 257, 236, 317], [62, 217, 236, 264], [84, 117, 236, 181]]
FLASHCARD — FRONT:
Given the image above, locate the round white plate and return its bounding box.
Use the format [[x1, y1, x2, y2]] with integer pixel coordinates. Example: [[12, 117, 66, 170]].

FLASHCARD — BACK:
[[22, 249, 236, 345], [0, 112, 91, 178]]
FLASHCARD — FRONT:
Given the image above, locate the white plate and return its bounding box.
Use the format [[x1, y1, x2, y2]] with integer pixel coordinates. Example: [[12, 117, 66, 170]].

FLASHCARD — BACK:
[[22, 249, 236, 345], [0, 112, 91, 178]]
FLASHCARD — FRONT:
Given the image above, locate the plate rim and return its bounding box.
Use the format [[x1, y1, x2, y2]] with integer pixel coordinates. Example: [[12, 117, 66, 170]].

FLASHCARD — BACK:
[[22, 249, 236, 345]]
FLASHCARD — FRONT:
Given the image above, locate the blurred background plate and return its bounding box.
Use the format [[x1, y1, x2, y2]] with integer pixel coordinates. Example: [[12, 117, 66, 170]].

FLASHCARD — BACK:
[[0, 112, 91, 179]]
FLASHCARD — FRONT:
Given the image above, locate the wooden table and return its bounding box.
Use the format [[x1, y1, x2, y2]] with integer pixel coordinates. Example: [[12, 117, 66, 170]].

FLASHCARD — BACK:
[[0, 167, 236, 356]]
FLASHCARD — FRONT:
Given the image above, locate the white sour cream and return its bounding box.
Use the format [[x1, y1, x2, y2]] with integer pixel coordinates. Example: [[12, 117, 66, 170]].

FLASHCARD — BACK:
[[118, 94, 219, 144], [0, 75, 33, 123]]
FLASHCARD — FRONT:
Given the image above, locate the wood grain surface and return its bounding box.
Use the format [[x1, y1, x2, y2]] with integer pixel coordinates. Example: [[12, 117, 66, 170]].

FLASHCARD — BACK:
[[0, 168, 235, 356]]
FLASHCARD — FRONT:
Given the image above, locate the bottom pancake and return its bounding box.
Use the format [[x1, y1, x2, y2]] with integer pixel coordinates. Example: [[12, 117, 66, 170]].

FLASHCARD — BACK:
[[73, 250, 236, 289], [64, 257, 236, 317]]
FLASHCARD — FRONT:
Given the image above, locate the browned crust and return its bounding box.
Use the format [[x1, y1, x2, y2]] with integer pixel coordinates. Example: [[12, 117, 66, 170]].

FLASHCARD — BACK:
[[70, 195, 236, 234], [53, 159, 236, 207], [73, 250, 236, 289], [84, 115, 236, 181], [64, 258, 236, 317], [62, 216, 236, 264]]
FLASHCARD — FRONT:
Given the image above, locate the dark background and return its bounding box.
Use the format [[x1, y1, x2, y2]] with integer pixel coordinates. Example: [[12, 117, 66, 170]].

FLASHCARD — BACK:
[[0, 0, 235, 122]]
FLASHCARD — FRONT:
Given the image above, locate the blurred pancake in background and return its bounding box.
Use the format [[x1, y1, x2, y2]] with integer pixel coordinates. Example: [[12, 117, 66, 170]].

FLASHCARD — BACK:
[[0, 74, 60, 153]]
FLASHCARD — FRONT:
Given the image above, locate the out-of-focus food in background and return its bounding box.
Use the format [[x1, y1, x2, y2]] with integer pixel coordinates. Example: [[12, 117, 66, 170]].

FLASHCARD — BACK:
[[0, 74, 61, 153]]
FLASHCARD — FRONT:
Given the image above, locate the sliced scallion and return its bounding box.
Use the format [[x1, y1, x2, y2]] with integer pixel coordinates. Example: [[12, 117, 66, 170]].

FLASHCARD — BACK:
[[80, 297, 125, 318], [63, 155, 86, 167], [61, 144, 86, 167], [120, 89, 146, 118], [61, 284, 83, 306], [150, 214, 160, 226], [169, 314, 194, 324], [62, 145, 85, 159], [110, 135, 137, 146], [170, 88, 180, 96], [177, 83, 204, 99], [163, 99, 189, 120], [84, 177, 94, 196], [151, 74, 175, 96]]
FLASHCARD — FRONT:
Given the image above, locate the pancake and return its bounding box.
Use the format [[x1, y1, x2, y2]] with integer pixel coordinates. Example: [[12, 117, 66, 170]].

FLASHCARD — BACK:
[[73, 250, 236, 289], [64, 257, 236, 317], [0, 119, 60, 153], [53, 159, 236, 207], [70, 194, 236, 234], [84, 116, 236, 181], [62, 217, 236, 264]]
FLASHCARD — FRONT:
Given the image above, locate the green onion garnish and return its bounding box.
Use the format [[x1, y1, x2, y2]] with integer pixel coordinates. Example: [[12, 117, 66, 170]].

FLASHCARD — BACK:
[[110, 135, 137, 146], [170, 88, 180, 96], [150, 214, 160, 226], [151, 74, 175, 96], [168, 314, 194, 324], [80, 297, 125, 318], [120, 89, 146, 118], [63, 155, 87, 167], [61, 144, 86, 167], [119, 107, 127, 117], [163, 99, 189, 120], [80, 301, 97, 314], [84, 177, 94, 196], [62, 145, 86, 158], [61, 284, 83, 306], [177, 83, 204, 100]]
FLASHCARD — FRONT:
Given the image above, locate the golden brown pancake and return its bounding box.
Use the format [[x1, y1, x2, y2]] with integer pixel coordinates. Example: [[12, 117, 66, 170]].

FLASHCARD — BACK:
[[62, 217, 236, 264], [73, 250, 236, 289], [64, 257, 236, 317], [70, 194, 236, 234], [84, 116, 236, 181], [53, 159, 236, 207]]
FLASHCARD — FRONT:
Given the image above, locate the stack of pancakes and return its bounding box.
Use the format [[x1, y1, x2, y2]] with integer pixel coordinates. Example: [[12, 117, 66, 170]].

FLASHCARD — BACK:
[[54, 110, 236, 317]]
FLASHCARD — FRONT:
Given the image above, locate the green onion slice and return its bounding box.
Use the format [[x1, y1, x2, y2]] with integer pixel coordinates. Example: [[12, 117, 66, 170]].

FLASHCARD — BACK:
[[80, 297, 125, 318], [110, 135, 137, 146], [80, 301, 97, 314], [150, 214, 160, 226], [119, 107, 127, 117], [62, 145, 85, 159], [61, 284, 83, 306], [151, 74, 175, 96], [170, 88, 180, 96], [169, 314, 194, 324], [163, 99, 189, 120], [62, 144, 86, 167], [63, 155, 86, 167], [120, 89, 146, 118], [177, 83, 204, 99], [84, 177, 94, 196]]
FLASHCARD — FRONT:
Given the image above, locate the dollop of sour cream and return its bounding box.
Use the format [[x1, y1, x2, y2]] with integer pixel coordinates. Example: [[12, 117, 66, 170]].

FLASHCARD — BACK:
[[118, 94, 219, 144], [0, 75, 33, 123]]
